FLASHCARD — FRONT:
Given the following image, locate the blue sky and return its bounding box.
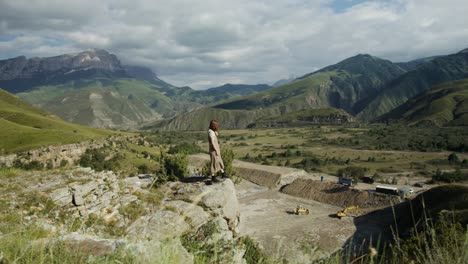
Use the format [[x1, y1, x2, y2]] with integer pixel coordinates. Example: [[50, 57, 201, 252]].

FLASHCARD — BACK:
[[1, 0, 467, 89], [329, 0, 374, 13]]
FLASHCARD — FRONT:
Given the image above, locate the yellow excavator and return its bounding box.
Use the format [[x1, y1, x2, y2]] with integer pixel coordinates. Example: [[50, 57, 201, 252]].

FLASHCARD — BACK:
[[336, 206, 359, 219], [294, 205, 310, 215]]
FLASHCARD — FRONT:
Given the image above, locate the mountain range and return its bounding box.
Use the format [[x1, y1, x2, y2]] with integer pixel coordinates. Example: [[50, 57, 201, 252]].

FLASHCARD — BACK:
[[1, 47, 467, 130], [358, 50, 468, 121], [0, 50, 270, 129], [375, 79, 468, 126], [151, 48, 468, 130]]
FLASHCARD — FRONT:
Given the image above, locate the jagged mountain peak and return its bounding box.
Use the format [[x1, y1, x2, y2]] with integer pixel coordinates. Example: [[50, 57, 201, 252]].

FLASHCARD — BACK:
[[323, 53, 390, 69], [0, 49, 124, 84]]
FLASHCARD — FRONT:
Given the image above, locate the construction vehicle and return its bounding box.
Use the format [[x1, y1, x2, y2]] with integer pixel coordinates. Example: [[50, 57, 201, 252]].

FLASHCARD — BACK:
[[336, 206, 359, 219], [294, 205, 309, 215]]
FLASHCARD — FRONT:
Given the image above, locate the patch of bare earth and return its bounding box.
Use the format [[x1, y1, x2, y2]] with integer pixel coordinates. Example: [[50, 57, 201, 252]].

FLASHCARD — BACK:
[[237, 180, 357, 262]]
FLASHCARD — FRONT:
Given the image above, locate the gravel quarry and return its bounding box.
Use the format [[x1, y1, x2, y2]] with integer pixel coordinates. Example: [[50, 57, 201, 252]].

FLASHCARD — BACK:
[[188, 154, 400, 262], [237, 180, 356, 261]]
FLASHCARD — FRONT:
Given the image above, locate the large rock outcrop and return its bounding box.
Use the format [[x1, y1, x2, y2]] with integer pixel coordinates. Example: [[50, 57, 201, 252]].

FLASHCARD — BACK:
[[11, 165, 247, 264], [189, 154, 306, 189]]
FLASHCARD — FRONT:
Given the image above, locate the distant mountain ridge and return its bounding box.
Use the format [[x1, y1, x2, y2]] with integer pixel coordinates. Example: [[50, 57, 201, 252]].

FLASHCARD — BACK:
[[152, 48, 468, 130], [0, 49, 123, 80], [272, 76, 295, 87], [0, 50, 274, 129], [213, 54, 406, 114], [194, 83, 271, 103], [2, 47, 467, 130], [123, 65, 174, 89], [0, 49, 128, 93], [358, 50, 468, 121], [396, 56, 441, 71], [149, 54, 407, 130], [375, 79, 468, 126]]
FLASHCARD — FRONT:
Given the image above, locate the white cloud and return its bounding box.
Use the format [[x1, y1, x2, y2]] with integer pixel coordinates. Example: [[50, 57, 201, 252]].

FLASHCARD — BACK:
[[0, 0, 467, 88], [67, 32, 111, 48]]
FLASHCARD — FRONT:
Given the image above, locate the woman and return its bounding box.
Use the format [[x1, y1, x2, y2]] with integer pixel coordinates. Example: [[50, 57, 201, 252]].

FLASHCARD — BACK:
[[208, 119, 226, 182]]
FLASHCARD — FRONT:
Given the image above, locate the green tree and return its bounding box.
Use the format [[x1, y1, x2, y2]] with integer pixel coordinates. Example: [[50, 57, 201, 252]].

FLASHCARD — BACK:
[[337, 166, 369, 178], [448, 153, 460, 164]]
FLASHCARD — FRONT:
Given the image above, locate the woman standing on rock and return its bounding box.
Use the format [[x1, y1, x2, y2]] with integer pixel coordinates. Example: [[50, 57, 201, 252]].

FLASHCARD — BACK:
[[208, 119, 226, 182]]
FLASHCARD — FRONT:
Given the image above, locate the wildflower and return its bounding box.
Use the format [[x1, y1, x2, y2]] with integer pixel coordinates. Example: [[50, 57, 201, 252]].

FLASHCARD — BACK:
[[369, 246, 377, 258]]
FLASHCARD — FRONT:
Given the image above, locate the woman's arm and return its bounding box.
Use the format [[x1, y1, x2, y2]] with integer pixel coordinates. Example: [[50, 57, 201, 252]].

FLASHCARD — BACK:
[[209, 131, 219, 155]]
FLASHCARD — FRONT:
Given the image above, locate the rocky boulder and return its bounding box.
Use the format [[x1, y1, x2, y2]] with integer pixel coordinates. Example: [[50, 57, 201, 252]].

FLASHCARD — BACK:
[[15, 165, 247, 264], [168, 179, 241, 232], [126, 210, 190, 241], [59, 233, 124, 257]]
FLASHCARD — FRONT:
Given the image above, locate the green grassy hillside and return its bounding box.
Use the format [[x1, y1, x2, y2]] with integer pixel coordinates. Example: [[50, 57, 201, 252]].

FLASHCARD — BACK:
[[396, 56, 440, 71], [215, 54, 406, 114], [0, 88, 113, 153], [375, 79, 468, 126], [16, 77, 198, 129], [154, 54, 406, 130], [0, 50, 273, 130], [147, 107, 356, 131], [194, 83, 271, 104], [145, 107, 263, 131], [252, 108, 355, 128], [14, 77, 273, 129], [358, 51, 468, 121]]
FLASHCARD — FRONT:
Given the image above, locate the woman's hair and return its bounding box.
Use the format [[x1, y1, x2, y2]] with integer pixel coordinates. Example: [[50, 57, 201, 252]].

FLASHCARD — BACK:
[[209, 119, 219, 131]]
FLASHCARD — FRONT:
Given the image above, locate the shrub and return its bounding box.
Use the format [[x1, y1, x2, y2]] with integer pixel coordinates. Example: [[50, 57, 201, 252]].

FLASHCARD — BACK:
[[59, 159, 68, 168], [137, 164, 150, 174], [157, 154, 188, 184], [137, 189, 164, 207], [79, 148, 120, 172], [13, 160, 44, 170], [462, 159, 468, 167], [296, 157, 322, 172], [377, 167, 401, 173], [448, 153, 460, 164], [390, 212, 467, 264], [119, 201, 146, 222], [201, 147, 237, 180], [432, 169, 468, 183], [0, 167, 22, 178], [46, 160, 53, 170], [337, 166, 369, 178], [221, 147, 236, 178], [168, 142, 204, 155], [242, 236, 267, 264]]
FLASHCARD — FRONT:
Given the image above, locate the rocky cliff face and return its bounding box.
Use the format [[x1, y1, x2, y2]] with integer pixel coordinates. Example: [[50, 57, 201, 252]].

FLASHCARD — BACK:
[[0, 49, 123, 81], [0, 50, 127, 93]]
